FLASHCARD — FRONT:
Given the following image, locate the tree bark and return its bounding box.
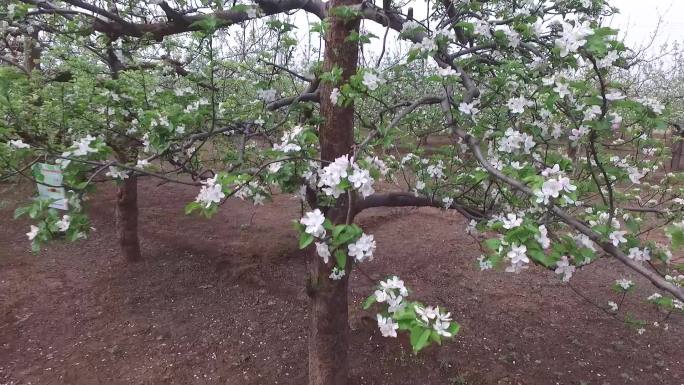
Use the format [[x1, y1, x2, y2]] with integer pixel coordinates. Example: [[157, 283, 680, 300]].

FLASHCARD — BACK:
[[308, 235, 350, 385], [671, 123, 684, 171], [116, 174, 142, 262], [308, 0, 360, 382]]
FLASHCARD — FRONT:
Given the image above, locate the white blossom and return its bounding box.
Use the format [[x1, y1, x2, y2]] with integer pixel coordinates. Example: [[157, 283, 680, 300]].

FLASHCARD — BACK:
[[615, 278, 634, 290], [555, 20, 593, 57], [348, 164, 375, 198], [426, 161, 445, 179], [376, 314, 398, 337], [609, 231, 627, 247], [316, 242, 331, 264], [252, 193, 265, 206], [605, 90, 625, 101], [9, 139, 30, 149], [195, 175, 225, 208], [329, 267, 345, 280], [458, 101, 479, 116], [347, 233, 376, 262], [330, 88, 340, 105], [274, 125, 304, 153], [438, 66, 458, 77], [647, 293, 662, 302], [569, 126, 590, 142], [498, 25, 520, 48], [608, 301, 618, 312], [56, 215, 71, 232], [597, 50, 620, 69], [507, 244, 529, 265], [535, 225, 551, 249], [414, 304, 438, 323], [401, 20, 422, 34], [72, 135, 98, 156], [473, 19, 491, 37], [106, 166, 129, 180], [433, 308, 453, 337], [498, 128, 535, 154], [637, 97, 665, 114], [502, 213, 523, 229], [300, 209, 326, 238], [26, 225, 39, 241], [553, 82, 571, 98], [412, 36, 436, 52], [257, 89, 277, 102], [627, 247, 650, 263], [555, 256, 576, 282], [318, 155, 350, 198], [362, 72, 384, 91], [477, 255, 493, 270], [506, 96, 533, 114]]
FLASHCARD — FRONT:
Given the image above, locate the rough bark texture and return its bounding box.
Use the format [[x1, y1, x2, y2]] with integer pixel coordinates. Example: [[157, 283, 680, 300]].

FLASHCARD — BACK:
[[308, 229, 350, 385], [112, 146, 142, 263], [308, 0, 360, 383], [24, 30, 42, 74], [116, 175, 142, 262], [671, 124, 684, 171]]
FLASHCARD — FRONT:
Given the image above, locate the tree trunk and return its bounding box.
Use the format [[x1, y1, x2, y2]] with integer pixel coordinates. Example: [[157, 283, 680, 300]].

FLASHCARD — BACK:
[[116, 175, 142, 262], [671, 124, 684, 171], [24, 30, 41, 73], [308, 0, 360, 382], [308, 243, 350, 385]]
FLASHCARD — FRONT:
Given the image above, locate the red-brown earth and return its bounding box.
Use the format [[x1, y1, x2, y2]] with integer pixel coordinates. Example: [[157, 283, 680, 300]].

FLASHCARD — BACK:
[[0, 179, 682, 385]]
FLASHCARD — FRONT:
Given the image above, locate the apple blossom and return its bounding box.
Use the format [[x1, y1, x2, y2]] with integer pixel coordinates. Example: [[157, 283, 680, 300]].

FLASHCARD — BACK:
[[300, 209, 326, 238]]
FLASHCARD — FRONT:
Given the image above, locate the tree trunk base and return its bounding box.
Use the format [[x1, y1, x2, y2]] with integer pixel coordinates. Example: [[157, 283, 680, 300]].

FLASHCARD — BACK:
[[308, 256, 349, 385], [116, 176, 141, 262]]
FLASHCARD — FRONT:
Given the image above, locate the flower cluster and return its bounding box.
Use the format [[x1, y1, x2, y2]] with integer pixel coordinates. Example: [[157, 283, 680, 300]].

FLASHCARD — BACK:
[[273, 125, 305, 153], [498, 128, 535, 154], [195, 175, 226, 208], [534, 164, 577, 205], [317, 155, 376, 198], [366, 277, 460, 352], [554, 20, 593, 57], [297, 209, 376, 278]]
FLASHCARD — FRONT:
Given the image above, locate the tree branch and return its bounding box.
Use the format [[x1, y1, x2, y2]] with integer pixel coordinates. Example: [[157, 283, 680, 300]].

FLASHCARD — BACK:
[[354, 191, 484, 220]]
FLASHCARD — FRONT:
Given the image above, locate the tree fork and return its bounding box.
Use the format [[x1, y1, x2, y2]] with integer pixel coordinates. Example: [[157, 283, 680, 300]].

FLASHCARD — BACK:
[[308, 0, 361, 382]]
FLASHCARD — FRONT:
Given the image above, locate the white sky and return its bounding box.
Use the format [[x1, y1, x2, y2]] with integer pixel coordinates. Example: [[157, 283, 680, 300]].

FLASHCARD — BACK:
[[608, 0, 684, 50], [288, 0, 684, 66]]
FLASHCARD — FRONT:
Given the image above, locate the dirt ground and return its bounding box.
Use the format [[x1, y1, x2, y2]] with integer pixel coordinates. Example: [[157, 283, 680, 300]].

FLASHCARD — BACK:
[[0, 178, 682, 385]]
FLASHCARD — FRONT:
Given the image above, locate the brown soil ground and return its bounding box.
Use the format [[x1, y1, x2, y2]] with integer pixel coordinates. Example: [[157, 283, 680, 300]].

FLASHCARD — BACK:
[[0, 179, 682, 385]]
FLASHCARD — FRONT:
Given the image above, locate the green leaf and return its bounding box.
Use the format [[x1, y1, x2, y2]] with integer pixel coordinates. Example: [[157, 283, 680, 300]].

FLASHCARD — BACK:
[[484, 238, 501, 251], [528, 249, 555, 268], [334, 249, 347, 269], [333, 224, 346, 238], [362, 294, 376, 310], [330, 6, 360, 21], [299, 233, 314, 249], [184, 201, 201, 215], [14, 206, 30, 219], [668, 226, 684, 250], [414, 328, 431, 353], [448, 322, 461, 336], [190, 15, 221, 33], [409, 325, 423, 348], [430, 330, 442, 345]]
